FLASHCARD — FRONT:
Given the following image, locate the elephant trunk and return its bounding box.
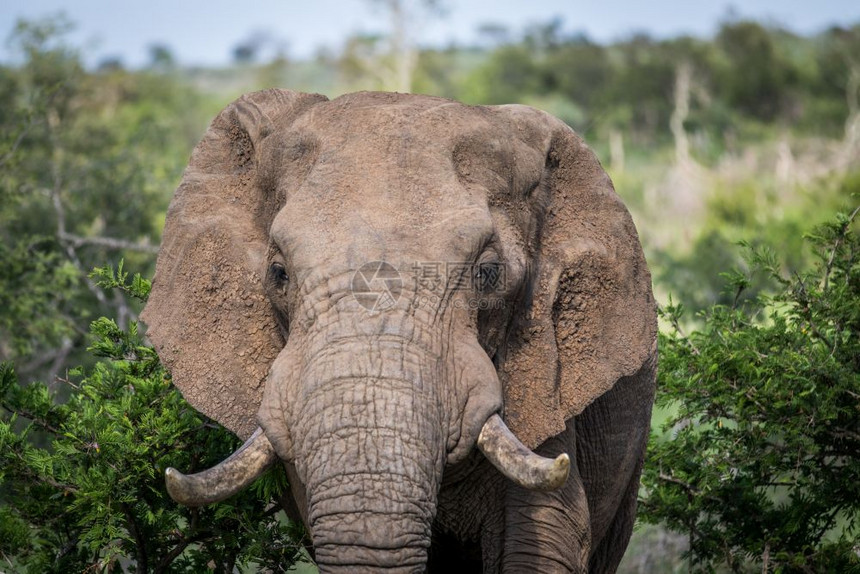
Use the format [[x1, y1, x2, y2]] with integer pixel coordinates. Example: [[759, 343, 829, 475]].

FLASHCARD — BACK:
[[290, 341, 445, 573], [307, 422, 439, 572]]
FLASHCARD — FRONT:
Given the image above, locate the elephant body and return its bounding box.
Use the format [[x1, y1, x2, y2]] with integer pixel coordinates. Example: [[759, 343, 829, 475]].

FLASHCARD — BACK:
[[142, 90, 656, 573]]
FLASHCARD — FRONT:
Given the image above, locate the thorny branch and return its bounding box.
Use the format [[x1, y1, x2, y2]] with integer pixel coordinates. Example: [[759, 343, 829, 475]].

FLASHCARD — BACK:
[[1, 401, 63, 435], [822, 204, 860, 291], [122, 503, 149, 573], [52, 192, 107, 306], [656, 472, 722, 505], [58, 232, 159, 255], [157, 509, 200, 571], [41, 107, 156, 339], [0, 114, 37, 169], [659, 302, 701, 356], [7, 448, 78, 494]]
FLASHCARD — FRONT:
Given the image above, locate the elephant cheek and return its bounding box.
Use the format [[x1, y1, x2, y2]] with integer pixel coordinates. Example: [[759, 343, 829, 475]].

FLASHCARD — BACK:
[[446, 336, 504, 465], [256, 343, 302, 461]]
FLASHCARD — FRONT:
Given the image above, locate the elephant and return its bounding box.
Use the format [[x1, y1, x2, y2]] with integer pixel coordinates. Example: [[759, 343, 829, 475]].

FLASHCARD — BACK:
[[141, 89, 657, 573]]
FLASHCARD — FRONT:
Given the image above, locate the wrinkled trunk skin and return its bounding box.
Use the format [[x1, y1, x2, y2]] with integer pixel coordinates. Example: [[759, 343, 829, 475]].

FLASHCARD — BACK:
[[288, 321, 447, 573], [302, 379, 441, 571]]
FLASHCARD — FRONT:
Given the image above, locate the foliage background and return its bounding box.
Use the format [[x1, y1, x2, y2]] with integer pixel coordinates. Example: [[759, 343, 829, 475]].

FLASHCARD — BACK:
[[0, 5, 858, 572]]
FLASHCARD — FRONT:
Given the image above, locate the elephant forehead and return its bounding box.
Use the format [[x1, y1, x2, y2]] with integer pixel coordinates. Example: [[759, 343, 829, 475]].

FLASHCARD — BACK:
[[271, 178, 494, 273], [285, 96, 547, 211], [266, 95, 526, 267], [292, 93, 506, 156]]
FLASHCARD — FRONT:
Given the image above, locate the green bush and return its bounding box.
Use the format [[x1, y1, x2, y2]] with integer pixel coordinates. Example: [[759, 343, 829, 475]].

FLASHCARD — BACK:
[[641, 208, 860, 572], [0, 264, 308, 573]]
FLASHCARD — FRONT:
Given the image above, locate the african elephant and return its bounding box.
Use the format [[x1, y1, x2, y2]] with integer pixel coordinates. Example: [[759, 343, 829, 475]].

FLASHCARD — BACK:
[[141, 89, 657, 573]]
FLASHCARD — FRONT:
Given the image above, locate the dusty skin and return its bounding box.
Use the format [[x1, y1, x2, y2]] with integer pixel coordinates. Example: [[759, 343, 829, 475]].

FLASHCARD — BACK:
[[141, 89, 657, 573]]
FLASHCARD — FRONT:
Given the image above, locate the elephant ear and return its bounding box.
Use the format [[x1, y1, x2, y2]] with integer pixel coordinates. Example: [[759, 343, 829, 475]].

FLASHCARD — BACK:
[[493, 105, 657, 450], [141, 89, 328, 439]]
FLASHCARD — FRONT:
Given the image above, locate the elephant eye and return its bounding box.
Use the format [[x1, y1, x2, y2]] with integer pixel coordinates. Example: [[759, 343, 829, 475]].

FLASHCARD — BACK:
[[474, 261, 503, 293], [270, 262, 289, 284]]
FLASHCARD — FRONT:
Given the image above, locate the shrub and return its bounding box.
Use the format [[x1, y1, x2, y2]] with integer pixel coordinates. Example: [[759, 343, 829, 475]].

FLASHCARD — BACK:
[[641, 208, 860, 572], [0, 264, 307, 573]]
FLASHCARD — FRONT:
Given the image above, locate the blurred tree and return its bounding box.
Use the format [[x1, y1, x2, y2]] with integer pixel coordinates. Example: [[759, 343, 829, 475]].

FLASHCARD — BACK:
[[461, 42, 545, 104], [0, 17, 204, 383], [411, 44, 479, 100], [715, 21, 798, 121], [340, 0, 444, 92], [147, 43, 176, 71], [475, 22, 512, 48], [232, 30, 275, 65], [96, 57, 124, 72], [522, 17, 565, 53], [824, 26, 860, 162], [258, 49, 290, 89], [338, 32, 390, 89], [546, 34, 610, 112], [602, 35, 681, 143]]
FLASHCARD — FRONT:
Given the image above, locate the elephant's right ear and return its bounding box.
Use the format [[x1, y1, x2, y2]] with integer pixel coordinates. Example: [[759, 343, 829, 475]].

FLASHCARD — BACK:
[[141, 89, 327, 439]]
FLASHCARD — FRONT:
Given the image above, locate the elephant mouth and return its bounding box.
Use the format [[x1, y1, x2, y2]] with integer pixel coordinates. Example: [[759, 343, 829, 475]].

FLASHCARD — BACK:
[[165, 412, 570, 506]]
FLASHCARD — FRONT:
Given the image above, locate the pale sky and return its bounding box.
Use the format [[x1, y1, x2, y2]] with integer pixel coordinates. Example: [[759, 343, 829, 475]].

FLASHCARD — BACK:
[[2, 0, 859, 68]]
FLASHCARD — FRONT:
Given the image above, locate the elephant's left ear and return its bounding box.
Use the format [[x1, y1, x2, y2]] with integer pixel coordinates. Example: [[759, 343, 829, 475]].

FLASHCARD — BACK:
[[491, 105, 657, 450], [141, 89, 328, 439]]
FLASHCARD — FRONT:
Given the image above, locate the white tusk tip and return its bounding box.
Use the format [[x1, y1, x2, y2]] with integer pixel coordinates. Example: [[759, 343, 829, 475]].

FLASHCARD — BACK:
[[546, 453, 571, 489]]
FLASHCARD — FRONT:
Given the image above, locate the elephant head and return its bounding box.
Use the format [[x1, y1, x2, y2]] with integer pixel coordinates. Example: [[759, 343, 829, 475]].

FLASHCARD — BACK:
[[141, 89, 655, 571]]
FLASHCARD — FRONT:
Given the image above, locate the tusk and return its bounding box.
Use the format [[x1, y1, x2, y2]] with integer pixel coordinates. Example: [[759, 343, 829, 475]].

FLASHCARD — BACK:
[[477, 414, 570, 491], [165, 427, 277, 506]]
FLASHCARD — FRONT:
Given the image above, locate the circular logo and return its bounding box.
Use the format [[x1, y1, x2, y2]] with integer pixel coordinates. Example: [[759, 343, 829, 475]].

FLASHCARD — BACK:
[[351, 261, 402, 312]]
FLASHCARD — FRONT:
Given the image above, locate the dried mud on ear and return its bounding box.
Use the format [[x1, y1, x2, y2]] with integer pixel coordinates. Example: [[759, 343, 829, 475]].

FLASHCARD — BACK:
[[144, 226, 283, 439], [141, 89, 328, 439], [493, 110, 657, 450]]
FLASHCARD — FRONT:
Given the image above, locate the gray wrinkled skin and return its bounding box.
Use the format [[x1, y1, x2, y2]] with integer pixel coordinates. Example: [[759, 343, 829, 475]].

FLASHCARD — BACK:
[[142, 89, 658, 573]]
